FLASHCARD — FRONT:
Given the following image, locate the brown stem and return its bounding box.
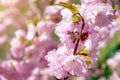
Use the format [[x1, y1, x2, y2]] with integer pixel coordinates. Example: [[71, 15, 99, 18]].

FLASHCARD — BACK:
[[73, 18, 85, 55]]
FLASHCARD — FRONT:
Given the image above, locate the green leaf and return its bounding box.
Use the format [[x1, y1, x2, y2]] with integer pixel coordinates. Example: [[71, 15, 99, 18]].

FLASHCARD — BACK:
[[34, 1, 42, 10], [27, 14, 40, 25], [0, 5, 5, 11], [0, 47, 6, 59], [114, 0, 120, 3], [51, 32, 60, 43], [72, 15, 82, 22], [114, 5, 120, 11], [0, 43, 10, 59], [36, 14, 41, 22], [74, 0, 81, 4], [80, 49, 90, 55], [57, 2, 79, 14], [103, 66, 112, 79], [80, 55, 91, 66], [21, 7, 29, 14], [48, 77, 55, 80], [7, 26, 17, 37], [27, 19, 34, 24], [89, 77, 98, 80], [84, 56, 92, 66], [24, 40, 33, 46], [34, 14, 41, 25], [76, 46, 90, 55]]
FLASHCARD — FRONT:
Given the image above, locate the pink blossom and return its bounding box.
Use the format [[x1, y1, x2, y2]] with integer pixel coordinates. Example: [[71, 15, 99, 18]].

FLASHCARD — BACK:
[[79, 2, 114, 28], [63, 55, 87, 76], [10, 30, 26, 58]]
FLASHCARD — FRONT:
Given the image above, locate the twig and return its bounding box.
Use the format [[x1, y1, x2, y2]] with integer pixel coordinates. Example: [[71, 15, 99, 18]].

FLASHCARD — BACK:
[[73, 18, 85, 55]]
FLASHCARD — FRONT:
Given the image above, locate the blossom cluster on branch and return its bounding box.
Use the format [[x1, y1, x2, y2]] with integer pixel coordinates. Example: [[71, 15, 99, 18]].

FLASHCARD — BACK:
[[0, 0, 120, 80]]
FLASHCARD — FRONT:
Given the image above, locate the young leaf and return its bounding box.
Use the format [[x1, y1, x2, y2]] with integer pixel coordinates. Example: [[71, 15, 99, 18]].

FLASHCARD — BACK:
[[51, 32, 60, 43], [21, 7, 29, 15], [24, 40, 33, 46], [0, 5, 5, 11], [81, 55, 91, 66], [114, 5, 120, 11], [80, 49, 90, 55], [57, 2, 79, 14], [74, 0, 81, 4], [72, 15, 82, 22]]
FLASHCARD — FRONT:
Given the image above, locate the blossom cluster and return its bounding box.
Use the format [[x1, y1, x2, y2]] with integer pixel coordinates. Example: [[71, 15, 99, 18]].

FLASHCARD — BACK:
[[0, 0, 120, 80]]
